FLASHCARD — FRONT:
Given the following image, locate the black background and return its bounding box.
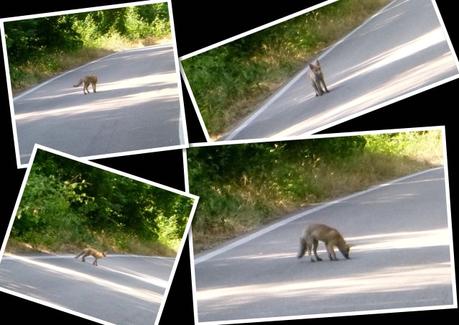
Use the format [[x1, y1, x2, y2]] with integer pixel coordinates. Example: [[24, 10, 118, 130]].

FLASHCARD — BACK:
[[0, 0, 457, 324]]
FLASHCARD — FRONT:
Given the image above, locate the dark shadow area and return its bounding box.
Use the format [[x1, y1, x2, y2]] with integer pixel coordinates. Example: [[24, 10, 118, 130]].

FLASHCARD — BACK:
[[95, 149, 185, 191], [160, 237, 195, 325]]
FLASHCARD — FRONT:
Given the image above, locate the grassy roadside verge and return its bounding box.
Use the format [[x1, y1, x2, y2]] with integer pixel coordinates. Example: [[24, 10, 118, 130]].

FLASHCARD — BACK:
[[181, 0, 390, 139], [6, 233, 177, 257], [188, 130, 443, 253]]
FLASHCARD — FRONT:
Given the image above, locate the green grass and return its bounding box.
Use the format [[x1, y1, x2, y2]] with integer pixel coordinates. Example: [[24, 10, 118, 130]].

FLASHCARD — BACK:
[[189, 130, 443, 252], [6, 230, 177, 257], [182, 0, 390, 138]]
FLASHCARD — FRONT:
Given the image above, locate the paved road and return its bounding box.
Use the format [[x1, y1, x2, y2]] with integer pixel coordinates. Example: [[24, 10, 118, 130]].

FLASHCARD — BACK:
[[225, 0, 458, 140], [13, 44, 184, 166], [194, 168, 455, 323], [0, 254, 174, 324]]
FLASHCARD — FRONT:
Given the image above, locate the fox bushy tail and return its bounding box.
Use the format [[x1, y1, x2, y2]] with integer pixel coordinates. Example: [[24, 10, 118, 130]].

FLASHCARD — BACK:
[[73, 79, 83, 87]]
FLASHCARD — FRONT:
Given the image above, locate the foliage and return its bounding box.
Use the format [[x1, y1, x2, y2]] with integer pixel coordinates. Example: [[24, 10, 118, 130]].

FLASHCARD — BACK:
[[10, 150, 194, 255], [188, 131, 443, 251], [4, 3, 171, 91], [188, 136, 366, 238], [181, 0, 389, 137]]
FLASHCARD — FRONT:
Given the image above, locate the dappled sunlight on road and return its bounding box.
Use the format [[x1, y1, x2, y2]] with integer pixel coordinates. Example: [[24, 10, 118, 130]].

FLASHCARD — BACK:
[[217, 229, 451, 263], [221, 252, 295, 262], [263, 19, 458, 139], [336, 27, 448, 82], [197, 262, 451, 304], [197, 226, 453, 308], [270, 52, 456, 138], [15, 73, 179, 123], [349, 228, 451, 252], [3, 255, 163, 303], [106, 267, 169, 289]]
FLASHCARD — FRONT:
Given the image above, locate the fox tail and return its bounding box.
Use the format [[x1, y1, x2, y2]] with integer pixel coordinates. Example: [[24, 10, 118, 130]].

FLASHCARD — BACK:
[[297, 237, 307, 258], [73, 79, 83, 87]]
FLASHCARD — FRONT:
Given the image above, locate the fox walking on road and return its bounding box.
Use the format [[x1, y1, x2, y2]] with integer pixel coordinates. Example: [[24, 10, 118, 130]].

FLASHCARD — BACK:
[[75, 248, 106, 266], [73, 75, 98, 95], [308, 60, 329, 96], [297, 223, 351, 262]]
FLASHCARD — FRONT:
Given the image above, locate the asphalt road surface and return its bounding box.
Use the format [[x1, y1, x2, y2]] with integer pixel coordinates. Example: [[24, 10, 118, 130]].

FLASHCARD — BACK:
[[13, 44, 184, 166], [0, 254, 174, 324], [225, 0, 458, 140], [194, 168, 455, 323]]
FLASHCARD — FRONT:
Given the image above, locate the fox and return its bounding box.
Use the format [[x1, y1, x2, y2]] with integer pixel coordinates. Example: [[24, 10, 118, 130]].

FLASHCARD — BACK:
[[75, 248, 106, 266], [73, 75, 98, 95], [308, 60, 329, 96], [297, 223, 351, 262]]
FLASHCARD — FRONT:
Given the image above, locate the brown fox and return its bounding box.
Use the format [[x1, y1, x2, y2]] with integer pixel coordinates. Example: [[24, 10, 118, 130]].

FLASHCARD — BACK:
[[75, 248, 106, 266], [308, 60, 329, 96], [73, 75, 97, 95], [297, 223, 350, 262]]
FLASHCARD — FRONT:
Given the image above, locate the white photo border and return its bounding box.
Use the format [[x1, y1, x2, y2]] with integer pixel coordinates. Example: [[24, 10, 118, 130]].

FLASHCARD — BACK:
[[0, 143, 200, 325], [185, 125, 457, 325], [180, 0, 459, 145], [0, 0, 190, 169]]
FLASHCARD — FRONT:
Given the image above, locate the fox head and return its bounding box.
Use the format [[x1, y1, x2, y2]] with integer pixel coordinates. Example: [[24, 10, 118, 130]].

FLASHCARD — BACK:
[[339, 243, 351, 259], [308, 60, 322, 73], [102, 252, 107, 257]]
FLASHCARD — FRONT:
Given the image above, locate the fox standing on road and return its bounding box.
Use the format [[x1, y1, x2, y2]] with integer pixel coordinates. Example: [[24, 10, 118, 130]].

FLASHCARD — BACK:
[[297, 223, 351, 262], [75, 248, 106, 266], [308, 60, 329, 96], [73, 75, 98, 95]]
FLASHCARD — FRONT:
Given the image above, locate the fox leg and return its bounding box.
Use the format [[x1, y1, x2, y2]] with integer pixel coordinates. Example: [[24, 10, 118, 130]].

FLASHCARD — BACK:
[[92, 82, 97, 93], [312, 239, 322, 261], [326, 243, 337, 260], [306, 241, 315, 262], [93, 258, 98, 266], [320, 79, 329, 93], [81, 253, 88, 262], [312, 81, 322, 96]]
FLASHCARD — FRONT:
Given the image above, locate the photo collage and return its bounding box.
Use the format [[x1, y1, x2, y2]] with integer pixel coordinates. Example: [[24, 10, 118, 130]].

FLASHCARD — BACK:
[[0, 1, 457, 324]]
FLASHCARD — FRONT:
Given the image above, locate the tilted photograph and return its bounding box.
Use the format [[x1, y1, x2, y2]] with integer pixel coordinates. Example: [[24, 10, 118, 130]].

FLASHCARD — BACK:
[[1, 0, 187, 168], [0, 146, 198, 325], [187, 127, 456, 324], [181, 0, 459, 142]]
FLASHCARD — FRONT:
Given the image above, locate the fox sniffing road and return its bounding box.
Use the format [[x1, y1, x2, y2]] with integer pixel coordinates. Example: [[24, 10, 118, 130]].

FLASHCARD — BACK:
[[297, 223, 351, 262]]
